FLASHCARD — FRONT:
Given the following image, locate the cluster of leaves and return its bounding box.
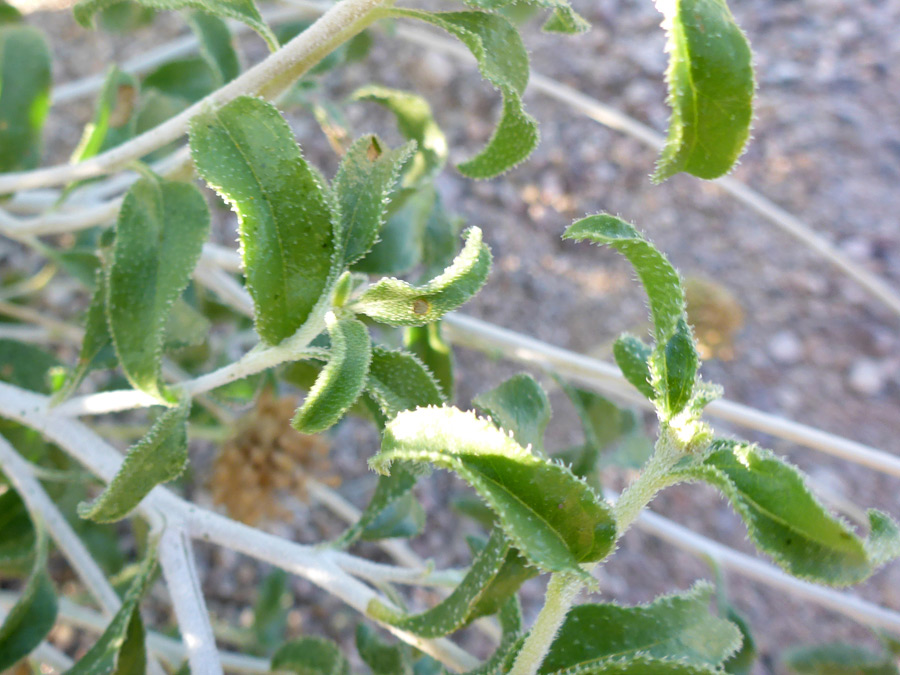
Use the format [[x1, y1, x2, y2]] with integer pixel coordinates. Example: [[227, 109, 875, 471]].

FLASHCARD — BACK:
[[0, 0, 897, 672]]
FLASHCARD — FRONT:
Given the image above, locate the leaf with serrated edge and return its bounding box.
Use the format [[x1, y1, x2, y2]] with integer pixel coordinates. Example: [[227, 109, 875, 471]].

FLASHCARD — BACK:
[[66, 543, 157, 674], [544, 656, 721, 674], [783, 643, 899, 675], [462, 0, 588, 33], [474, 373, 551, 454], [191, 96, 339, 346], [404, 321, 454, 400], [356, 624, 413, 675], [0, 520, 57, 671], [564, 215, 684, 344], [653, 0, 754, 182], [74, 0, 277, 51], [539, 583, 741, 673], [352, 86, 448, 185], [378, 10, 537, 178], [373, 406, 616, 580], [679, 440, 900, 586], [352, 227, 491, 326], [78, 401, 189, 522], [292, 314, 371, 434], [366, 346, 445, 418], [107, 176, 210, 402], [0, 26, 51, 172], [651, 318, 698, 417], [466, 539, 538, 622], [613, 334, 656, 400], [335, 134, 416, 266], [369, 528, 510, 637], [272, 636, 351, 675], [186, 11, 239, 85], [71, 66, 139, 163]]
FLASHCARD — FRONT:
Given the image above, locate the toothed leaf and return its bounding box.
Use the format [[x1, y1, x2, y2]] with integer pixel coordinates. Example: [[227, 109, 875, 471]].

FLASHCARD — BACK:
[[540, 584, 741, 673], [564, 215, 685, 344], [653, 0, 754, 182], [380, 9, 537, 178], [336, 135, 416, 266], [613, 334, 656, 400], [107, 176, 210, 402], [272, 637, 351, 675], [365, 346, 446, 418], [0, 26, 51, 173], [352, 227, 491, 326], [292, 315, 371, 434], [679, 440, 900, 586], [373, 406, 617, 579], [78, 401, 189, 522], [474, 373, 551, 453], [368, 528, 510, 637], [191, 96, 339, 345], [651, 318, 698, 417], [356, 625, 413, 675]]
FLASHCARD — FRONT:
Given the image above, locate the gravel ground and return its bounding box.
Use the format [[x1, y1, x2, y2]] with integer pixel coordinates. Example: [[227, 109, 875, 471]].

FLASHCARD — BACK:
[[10, 0, 900, 672]]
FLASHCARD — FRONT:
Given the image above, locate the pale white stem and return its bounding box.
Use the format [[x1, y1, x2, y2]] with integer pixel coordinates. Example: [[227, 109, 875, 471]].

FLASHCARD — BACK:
[[0, 324, 55, 343], [508, 573, 581, 675], [0, 0, 389, 194], [0, 436, 122, 616], [194, 262, 255, 316], [0, 198, 121, 239], [0, 299, 84, 342], [158, 525, 224, 675], [201, 244, 244, 274], [442, 313, 900, 478]]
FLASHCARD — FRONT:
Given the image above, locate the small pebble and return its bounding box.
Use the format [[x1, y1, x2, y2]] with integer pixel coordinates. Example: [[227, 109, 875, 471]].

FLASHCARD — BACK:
[[768, 331, 804, 364], [847, 359, 886, 396]]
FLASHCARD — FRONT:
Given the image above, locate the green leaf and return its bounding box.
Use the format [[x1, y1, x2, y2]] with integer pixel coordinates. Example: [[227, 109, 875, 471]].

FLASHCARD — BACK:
[[366, 346, 446, 418], [404, 322, 454, 400], [186, 11, 239, 85], [466, 540, 538, 622], [0, 26, 51, 173], [0, 339, 61, 393], [190, 96, 339, 345], [379, 9, 537, 178], [0, 489, 34, 575], [542, 657, 722, 674], [356, 624, 413, 675], [419, 195, 463, 282], [0, 1, 22, 23], [292, 315, 371, 434], [352, 226, 491, 326], [335, 134, 416, 266], [71, 66, 139, 163], [653, 0, 754, 182], [0, 520, 57, 671], [466, 595, 525, 675], [784, 644, 899, 675], [332, 468, 418, 549], [74, 0, 277, 52], [564, 215, 685, 344], [112, 611, 147, 675], [474, 373, 550, 453], [369, 528, 510, 637], [374, 406, 617, 579], [96, 1, 155, 32], [143, 57, 218, 103], [680, 440, 900, 586], [252, 569, 290, 653], [66, 542, 156, 674], [164, 297, 211, 351], [613, 334, 655, 400], [462, 0, 588, 34], [651, 318, 698, 417], [352, 186, 430, 276], [352, 86, 448, 184], [272, 636, 351, 675], [722, 606, 756, 675], [78, 401, 189, 522], [540, 583, 741, 673], [107, 175, 210, 401], [360, 491, 425, 541]]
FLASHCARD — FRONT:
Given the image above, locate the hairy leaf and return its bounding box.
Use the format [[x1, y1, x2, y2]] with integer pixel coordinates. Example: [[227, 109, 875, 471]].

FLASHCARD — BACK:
[[722, 605, 756, 674], [78, 401, 189, 522], [542, 657, 722, 674], [335, 134, 416, 266], [191, 96, 339, 345], [67, 544, 156, 674], [369, 528, 510, 637], [784, 643, 899, 675], [0, 489, 34, 575], [564, 215, 685, 344], [474, 373, 551, 453], [651, 318, 698, 417], [0, 521, 57, 670], [352, 86, 448, 184], [292, 315, 371, 434], [404, 322, 454, 400], [333, 468, 418, 549], [681, 440, 900, 585], [379, 9, 537, 178], [374, 406, 616, 579], [653, 0, 754, 182], [366, 347, 445, 418], [466, 539, 538, 622], [352, 227, 491, 326], [186, 11, 239, 85], [463, 0, 588, 34], [272, 636, 351, 675], [0, 26, 51, 173], [107, 176, 210, 401], [252, 570, 290, 652], [352, 186, 429, 276], [0, 339, 60, 394], [71, 66, 139, 163], [356, 624, 413, 675], [540, 584, 741, 673], [613, 334, 655, 400], [74, 0, 277, 51], [143, 57, 218, 103], [360, 491, 425, 541]]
